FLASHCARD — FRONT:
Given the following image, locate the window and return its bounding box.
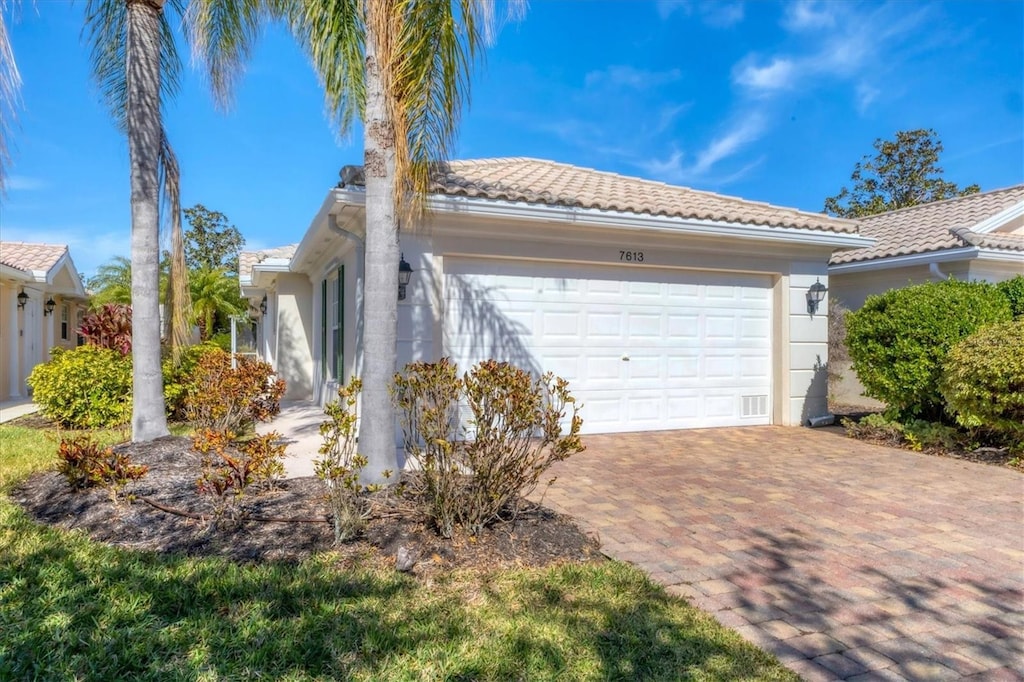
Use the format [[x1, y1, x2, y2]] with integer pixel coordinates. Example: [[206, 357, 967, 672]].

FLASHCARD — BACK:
[[61, 304, 69, 340], [321, 267, 344, 381], [76, 309, 85, 346]]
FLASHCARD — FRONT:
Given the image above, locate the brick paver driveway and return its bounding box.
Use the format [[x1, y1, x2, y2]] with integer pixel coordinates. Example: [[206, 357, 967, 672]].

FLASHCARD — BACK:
[[541, 427, 1024, 681]]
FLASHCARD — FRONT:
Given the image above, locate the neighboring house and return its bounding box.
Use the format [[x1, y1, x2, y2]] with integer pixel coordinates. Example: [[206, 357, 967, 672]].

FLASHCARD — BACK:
[[827, 186, 1024, 408], [0, 242, 89, 401], [829, 185, 1024, 310], [240, 158, 871, 437]]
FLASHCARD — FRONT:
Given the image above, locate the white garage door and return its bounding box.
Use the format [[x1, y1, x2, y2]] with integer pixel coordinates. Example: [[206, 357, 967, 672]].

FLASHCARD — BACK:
[[445, 258, 772, 433]]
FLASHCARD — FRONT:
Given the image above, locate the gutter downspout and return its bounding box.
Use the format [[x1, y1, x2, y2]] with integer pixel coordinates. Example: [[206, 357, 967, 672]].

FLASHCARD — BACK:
[[929, 262, 946, 280], [328, 212, 366, 387]]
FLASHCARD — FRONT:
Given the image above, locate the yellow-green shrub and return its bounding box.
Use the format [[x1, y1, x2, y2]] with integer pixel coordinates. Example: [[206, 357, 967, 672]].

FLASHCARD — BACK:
[[941, 320, 1024, 445], [27, 346, 132, 428]]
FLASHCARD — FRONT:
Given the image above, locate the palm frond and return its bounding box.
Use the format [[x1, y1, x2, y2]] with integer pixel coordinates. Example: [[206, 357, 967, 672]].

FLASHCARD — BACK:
[[0, 0, 22, 193], [186, 0, 289, 109], [283, 0, 364, 134], [159, 133, 193, 366], [83, 0, 184, 133]]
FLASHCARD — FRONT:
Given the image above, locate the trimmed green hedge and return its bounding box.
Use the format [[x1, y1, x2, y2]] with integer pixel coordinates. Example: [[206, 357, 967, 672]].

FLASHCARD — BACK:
[[27, 346, 132, 429], [846, 279, 1011, 420], [941, 320, 1024, 445]]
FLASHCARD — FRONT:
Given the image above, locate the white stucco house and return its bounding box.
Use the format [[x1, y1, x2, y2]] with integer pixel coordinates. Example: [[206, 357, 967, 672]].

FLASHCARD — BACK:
[[0, 242, 89, 401], [829, 185, 1024, 310], [240, 158, 872, 434]]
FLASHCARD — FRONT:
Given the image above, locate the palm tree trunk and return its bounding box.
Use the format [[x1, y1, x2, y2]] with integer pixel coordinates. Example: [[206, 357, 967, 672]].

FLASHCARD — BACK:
[[357, 19, 400, 483], [126, 0, 170, 441]]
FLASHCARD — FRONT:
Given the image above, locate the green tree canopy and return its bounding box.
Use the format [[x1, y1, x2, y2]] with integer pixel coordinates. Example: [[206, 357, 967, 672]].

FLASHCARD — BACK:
[[824, 129, 980, 218], [189, 266, 245, 341], [183, 203, 245, 273]]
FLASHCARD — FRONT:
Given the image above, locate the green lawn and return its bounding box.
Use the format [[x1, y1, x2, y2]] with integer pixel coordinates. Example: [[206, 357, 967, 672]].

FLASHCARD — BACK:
[[0, 424, 797, 681]]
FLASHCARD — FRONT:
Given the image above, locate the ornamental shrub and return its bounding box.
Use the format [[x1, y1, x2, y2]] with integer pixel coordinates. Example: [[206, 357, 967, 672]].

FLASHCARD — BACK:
[[57, 435, 148, 500], [940, 320, 1024, 444], [78, 303, 132, 355], [183, 348, 286, 433], [192, 428, 287, 522], [27, 346, 132, 428], [846, 279, 1011, 421], [996, 276, 1024, 319], [316, 378, 378, 544], [394, 358, 584, 538], [162, 343, 221, 420]]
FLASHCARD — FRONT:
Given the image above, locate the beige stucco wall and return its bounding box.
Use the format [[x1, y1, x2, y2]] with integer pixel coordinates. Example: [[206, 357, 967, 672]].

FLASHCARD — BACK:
[[274, 272, 314, 400], [829, 262, 972, 311]]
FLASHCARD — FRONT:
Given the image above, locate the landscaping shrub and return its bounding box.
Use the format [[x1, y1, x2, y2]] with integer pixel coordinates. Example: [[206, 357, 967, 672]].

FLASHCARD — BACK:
[[27, 346, 132, 429], [192, 428, 287, 521], [316, 378, 378, 543], [57, 435, 147, 499], [78, 303, 132, 355], [996, 275, 1024, 319], [183, 349, 285, 433], [394, 358, 584, 538], [162, 343, 221, 420], [845, 279, 1011, 420], [842, 413, 905, 447], [941, 319, 1024, 446]]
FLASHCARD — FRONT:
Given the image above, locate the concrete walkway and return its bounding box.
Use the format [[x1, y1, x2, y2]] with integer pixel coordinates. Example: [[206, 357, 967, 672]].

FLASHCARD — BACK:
[[258, 401, 326, 478], [541, 428, 1024, 681], [0, 399, 38, 424]]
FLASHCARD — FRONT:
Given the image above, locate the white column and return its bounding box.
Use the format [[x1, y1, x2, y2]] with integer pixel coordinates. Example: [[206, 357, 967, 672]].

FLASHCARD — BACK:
[[7, 289, 19, 399]]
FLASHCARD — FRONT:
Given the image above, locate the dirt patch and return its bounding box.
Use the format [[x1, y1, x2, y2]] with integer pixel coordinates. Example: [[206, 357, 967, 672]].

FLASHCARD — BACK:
[[10, 435, 601, 572]]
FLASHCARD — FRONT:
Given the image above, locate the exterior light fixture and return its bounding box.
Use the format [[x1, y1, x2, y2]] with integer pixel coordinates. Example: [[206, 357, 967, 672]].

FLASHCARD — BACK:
[[43, 297, 57, 316], [17, 290, 28, 309], [806, 278, 828, 316], [259, 295, 268, 315], [398, 254, 413, 301]]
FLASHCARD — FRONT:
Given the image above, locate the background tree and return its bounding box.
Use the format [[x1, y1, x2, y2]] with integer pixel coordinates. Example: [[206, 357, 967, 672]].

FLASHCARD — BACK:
[[824, 128, 980, 218], [189, 267, 244, 341], [183, 203, 245, 273], [89, 256, 134, 305], [190, 0, 523, 483]]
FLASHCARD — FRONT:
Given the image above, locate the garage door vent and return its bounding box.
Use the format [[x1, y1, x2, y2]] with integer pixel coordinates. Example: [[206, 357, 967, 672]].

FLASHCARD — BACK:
[[742, 395, 768, 418]]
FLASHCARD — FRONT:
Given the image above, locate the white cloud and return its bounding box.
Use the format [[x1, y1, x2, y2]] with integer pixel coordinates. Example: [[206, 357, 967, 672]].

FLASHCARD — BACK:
[[6, 175, 46, 191], [638, 113, 765, 183], [655, 0, 690, 21], [855, 82, 880, 114], [699, 1, 744, 28], [584, 65, 683, 90], [733, 57, 796, 92], [782, 0, 836, 32]]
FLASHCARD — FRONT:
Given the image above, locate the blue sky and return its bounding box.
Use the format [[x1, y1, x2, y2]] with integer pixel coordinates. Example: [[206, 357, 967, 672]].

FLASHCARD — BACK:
[[3, 0, 1022, 279]]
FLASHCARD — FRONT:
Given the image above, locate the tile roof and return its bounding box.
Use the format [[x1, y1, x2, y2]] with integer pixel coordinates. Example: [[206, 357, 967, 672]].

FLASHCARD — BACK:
[[425, 158, 860, 234], [0, 242, 68, 274], [830, 185, 1024, 265], [239, 244, 297, 283]]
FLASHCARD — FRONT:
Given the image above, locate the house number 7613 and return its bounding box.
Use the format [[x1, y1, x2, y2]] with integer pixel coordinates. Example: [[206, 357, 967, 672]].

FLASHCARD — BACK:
[[619, 250, 644, 262]]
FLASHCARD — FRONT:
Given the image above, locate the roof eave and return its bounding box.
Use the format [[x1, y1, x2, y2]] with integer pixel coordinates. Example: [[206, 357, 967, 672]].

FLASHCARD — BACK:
[[427, 195, 873, 249], [829, 247, 980, 274]]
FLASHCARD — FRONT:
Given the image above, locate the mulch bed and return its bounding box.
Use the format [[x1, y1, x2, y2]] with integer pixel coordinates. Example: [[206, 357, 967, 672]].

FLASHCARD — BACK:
[[9, 427, 602, 573]]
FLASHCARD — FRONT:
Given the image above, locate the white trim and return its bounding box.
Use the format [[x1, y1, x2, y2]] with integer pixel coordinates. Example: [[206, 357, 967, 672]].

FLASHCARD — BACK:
[[318, 188, 872, 250], [829, 245, 1023, 274], [972, 201, 1024, 234], [829, 247, 979, 274]]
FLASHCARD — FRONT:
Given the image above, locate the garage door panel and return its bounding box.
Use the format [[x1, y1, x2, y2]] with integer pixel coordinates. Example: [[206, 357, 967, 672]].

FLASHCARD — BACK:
[[445, 259, 772, 433]]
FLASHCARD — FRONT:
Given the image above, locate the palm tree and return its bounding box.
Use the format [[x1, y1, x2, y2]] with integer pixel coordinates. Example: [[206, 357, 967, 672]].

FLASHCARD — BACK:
[[0, 1, 19, 193], [89, 256, 135, 305], [191, 0, 520, 481], [189, 267, 244, 341], [81, 0, 199, 439]]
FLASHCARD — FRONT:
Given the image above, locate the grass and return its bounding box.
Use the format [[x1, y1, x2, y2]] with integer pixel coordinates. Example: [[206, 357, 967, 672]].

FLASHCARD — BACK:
[[0, 424, 798, 681]]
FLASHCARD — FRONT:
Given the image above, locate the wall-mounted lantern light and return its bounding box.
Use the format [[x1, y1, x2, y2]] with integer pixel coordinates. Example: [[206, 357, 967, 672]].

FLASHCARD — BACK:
[[259, 295, 268, 315], [398, 254, 414, 301], [806, 278, 828, 316], [43, 297, 57, 316], [17, 290, 28, 309]]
